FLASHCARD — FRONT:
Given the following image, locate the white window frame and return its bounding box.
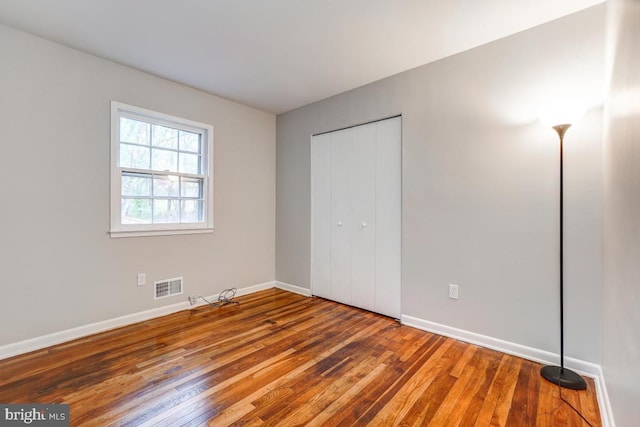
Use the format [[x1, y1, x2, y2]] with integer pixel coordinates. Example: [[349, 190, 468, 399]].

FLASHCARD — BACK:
[[110, 101, 214, 238]]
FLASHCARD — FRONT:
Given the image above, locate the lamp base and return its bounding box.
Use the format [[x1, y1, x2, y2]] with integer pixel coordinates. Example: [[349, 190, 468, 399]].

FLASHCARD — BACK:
[[540, 365, 587, 390]]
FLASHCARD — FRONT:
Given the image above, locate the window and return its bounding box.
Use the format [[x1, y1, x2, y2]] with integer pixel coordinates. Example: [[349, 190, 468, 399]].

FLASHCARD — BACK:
[[110, 101, 213, 237]]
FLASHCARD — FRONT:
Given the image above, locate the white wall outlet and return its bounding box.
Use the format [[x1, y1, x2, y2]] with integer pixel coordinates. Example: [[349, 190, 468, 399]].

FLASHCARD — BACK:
[[448, 284, 459, 299], [137, 273, 146, 287], [188, 295, 198, 306]]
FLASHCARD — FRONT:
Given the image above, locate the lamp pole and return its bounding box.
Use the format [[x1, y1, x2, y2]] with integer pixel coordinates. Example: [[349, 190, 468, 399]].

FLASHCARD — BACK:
[[539, 124, 587, 390]]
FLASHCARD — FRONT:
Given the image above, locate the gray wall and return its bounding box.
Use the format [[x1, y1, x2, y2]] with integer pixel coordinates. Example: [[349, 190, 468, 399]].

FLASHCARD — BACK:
[[276, 6, 605, 363], [0, 25, 276, 346], [602, 0, 640, 425]]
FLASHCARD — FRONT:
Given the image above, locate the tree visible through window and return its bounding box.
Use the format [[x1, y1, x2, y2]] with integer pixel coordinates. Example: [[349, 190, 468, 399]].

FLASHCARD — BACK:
[[110, 102, 213, 237]]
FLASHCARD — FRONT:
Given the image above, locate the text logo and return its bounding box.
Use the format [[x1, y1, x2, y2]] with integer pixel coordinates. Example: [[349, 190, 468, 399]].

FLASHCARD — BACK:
[[0, 404, 69, 426]]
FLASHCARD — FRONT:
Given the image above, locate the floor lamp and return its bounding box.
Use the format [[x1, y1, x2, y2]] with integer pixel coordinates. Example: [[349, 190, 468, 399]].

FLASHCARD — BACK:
[[538, 105, 587, 390]]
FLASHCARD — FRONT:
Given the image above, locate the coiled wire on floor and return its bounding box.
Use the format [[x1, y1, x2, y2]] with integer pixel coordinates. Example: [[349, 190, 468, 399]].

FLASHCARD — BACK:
[[199, 288, 239, 307]]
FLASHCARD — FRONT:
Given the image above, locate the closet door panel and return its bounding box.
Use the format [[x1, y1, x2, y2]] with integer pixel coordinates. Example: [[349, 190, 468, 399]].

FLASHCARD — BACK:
[[375, 117, 402, 318], [310, 133, 332, 299], [330, 129, 353, 305], [350, 123, 377, 311]]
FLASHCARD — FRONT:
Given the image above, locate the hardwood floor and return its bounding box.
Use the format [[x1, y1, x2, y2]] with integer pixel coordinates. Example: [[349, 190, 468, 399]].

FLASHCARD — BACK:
[[0, 289, 601, 426]]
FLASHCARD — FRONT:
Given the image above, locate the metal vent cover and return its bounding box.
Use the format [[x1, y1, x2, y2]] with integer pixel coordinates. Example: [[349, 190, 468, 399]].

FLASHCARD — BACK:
[[154, 277, 183, 299]]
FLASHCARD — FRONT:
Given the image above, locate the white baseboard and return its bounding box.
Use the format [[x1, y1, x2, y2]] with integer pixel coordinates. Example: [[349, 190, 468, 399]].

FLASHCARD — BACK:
[[234, 281, 275, 297], [401, 314, 615, 427], [274, 281, 312, 296], [0, 281, 277, 361], [592, 365, 616, 427]]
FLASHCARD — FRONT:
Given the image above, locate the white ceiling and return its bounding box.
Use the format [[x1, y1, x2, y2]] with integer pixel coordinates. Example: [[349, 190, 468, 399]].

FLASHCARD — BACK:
[[0, 0, 604, 114]]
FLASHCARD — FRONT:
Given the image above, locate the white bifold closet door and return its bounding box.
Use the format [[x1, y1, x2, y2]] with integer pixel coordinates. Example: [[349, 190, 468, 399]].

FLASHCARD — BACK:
[[311, 116, 401, 318]]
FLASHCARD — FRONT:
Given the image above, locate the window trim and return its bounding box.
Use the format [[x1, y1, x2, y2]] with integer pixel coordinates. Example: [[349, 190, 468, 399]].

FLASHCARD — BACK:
[[109, 101, 214, 238]]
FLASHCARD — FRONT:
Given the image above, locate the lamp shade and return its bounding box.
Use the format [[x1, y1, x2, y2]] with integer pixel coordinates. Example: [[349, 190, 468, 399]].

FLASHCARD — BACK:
[[538, 100, 585, 128]]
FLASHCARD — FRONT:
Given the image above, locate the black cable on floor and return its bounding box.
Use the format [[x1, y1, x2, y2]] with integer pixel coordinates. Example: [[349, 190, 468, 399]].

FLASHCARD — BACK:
[[557, 372, 594, 426]]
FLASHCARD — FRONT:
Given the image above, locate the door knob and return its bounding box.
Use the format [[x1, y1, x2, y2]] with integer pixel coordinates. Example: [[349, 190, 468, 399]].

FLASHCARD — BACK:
[[337, 221, 343, 226], [361, 222, 367, 227]]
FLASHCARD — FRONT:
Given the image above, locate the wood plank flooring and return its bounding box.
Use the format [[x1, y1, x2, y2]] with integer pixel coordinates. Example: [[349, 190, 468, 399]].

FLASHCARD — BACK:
[[0, 288, 601, 426]]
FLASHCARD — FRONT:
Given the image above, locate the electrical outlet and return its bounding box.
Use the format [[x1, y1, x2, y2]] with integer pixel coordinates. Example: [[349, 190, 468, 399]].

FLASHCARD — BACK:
[[137, 273, 146, 287], [188, 295, 198, 306], [448, 284, 459, 299]]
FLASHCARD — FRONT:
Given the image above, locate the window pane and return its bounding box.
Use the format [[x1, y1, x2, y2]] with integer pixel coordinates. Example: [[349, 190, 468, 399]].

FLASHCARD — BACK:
[[151, 148, 178, 172], [153, 175, 179, 197], [180, 131, 201, 153], [122, 174, 151, 197], [120, 144, 150, 169], [153, 199, 180, 223], [181, 200, 203, 223], [179, 153, 200, 174], [122, 198, 151, 224], [120, 118, 150, 145], [152, 125, 178, 149], [181, 177, 202, 198]]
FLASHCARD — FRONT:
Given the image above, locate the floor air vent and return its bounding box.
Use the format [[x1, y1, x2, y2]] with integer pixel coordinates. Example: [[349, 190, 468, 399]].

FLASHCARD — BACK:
[[154, 277, 183, 299]]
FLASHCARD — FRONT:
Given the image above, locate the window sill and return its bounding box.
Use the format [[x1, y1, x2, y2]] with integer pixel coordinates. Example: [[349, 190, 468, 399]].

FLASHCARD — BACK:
[[109, 227, 214, 238]]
